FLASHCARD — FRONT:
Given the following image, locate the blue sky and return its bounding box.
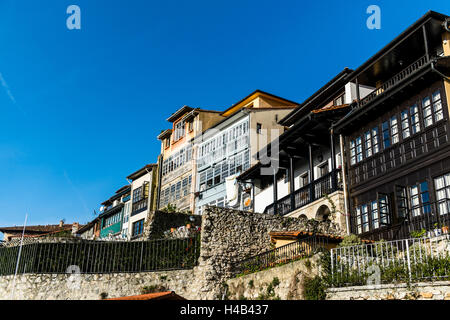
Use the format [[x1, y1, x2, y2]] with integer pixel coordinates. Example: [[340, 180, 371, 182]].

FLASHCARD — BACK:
[[0, 0, 449, 234]]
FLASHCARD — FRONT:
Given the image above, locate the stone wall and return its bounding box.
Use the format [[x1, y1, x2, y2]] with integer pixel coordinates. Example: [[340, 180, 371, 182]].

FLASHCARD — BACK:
[[0, 206, 344, 300], [0, 270, 198, 300], [326, 281, 450, 300], [192, 206, 344, 300], [226, 254, 323, 300], [143, 210, 202, 239]]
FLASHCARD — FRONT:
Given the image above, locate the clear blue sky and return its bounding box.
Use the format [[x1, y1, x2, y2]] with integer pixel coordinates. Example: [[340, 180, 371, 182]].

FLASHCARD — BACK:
[[0, 0, 449, 234]]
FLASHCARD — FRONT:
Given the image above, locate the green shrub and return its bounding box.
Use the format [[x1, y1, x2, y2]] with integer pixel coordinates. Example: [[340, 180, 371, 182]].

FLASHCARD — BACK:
[[303, 276, 327, 300]]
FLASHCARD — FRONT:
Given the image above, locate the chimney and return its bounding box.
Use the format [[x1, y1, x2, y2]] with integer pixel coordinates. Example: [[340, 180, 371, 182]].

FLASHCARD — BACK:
[[59, 220, 64, 228], [72, 222, 80, 235]]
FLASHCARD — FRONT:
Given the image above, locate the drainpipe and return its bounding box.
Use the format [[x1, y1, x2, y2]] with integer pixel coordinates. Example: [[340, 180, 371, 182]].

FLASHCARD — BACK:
[[339, 134, 351, 235]]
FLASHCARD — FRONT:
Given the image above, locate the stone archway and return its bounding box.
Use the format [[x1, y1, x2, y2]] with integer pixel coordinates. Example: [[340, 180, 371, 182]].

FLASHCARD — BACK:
[[315, 205, 331, 222]]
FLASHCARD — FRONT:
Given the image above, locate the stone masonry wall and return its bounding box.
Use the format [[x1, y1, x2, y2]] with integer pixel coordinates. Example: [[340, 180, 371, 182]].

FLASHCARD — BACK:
[[0, 270, 197, 300], [226, 254, 323, 300], [326, 281, 450, 300], [0, 206, 344, 300], [192, 206, 344, 300]]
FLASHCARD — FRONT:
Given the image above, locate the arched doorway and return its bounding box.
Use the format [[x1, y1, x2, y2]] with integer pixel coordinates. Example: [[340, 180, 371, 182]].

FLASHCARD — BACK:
[[315, 205, 331, 221]]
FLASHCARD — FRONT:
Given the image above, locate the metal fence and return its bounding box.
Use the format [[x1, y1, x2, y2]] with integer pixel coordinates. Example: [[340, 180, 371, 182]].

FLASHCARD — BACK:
[[232, 235, 328, 276], [0, 236, 200, 275], [330, 235, 450, 287]]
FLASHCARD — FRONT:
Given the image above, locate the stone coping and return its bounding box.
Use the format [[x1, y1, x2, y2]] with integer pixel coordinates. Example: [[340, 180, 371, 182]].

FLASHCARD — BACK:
[[327, 280, 450, 293]]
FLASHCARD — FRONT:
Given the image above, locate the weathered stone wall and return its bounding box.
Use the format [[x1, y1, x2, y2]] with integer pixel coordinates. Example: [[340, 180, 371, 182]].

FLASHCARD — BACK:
[[144, 210, 202, 239], [0, 270, 198, 300], [226, 254, 323, 300], [326, 281, 450, 300], [192, 206, 344, 300], [0, 206, 344, 300]]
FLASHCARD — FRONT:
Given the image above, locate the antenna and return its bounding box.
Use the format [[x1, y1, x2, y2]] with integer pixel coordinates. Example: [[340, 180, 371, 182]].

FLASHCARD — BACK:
[[10, 213, 28, 300]]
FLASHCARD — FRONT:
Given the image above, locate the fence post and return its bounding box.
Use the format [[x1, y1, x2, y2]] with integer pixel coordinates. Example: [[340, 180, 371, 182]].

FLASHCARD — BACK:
[[405, 239, 412, 283]]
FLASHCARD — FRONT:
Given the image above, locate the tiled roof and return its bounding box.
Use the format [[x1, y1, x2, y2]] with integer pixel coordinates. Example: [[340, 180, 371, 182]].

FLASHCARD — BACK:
[[0, 224, 76, 234], [311, 104, 350, 114], [105, 291, 185, 300]]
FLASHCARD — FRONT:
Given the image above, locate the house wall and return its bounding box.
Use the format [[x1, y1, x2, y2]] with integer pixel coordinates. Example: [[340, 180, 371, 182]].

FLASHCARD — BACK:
[[128, 171, 153, 238]]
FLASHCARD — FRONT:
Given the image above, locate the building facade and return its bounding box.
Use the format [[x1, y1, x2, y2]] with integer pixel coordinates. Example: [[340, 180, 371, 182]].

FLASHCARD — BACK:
[[127, 164, 158, 240], [237, 72, 373, 231], [334, 11, 450, 240], [98, 185, 131, 240], [195, 90, 298, 215], [157, 106, 224, 213]]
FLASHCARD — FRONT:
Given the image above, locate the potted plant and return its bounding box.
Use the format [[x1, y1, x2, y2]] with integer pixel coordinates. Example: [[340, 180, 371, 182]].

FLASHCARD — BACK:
[[433, 223, 442, 237], [442, 225, 449, 234]]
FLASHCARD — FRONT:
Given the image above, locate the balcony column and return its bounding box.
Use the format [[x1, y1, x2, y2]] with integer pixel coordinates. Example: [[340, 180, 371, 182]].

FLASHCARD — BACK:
[[422, 25, 429, 60], [289, 155, 295, 211], [330, 129, 337, 190], [355, 77, 361, 107], [308, 143, 315, 203], [273, 169, 278, 215]]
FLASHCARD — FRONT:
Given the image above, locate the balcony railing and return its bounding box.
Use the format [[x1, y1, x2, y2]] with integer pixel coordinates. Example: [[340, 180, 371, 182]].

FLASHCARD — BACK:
[[231, 235, 329, 276], [264, 169, 342, 216], [359, 55, 430, 108]]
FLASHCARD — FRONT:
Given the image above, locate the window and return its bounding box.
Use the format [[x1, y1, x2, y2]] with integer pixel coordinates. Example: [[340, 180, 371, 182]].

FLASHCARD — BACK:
[[174, 120, 186, 141], [132, 219, 144, 237], [364, 131, 372, 158], [371, 201, 379, 230], [356, 137, 363, 163], [432, 90, 443, 122], [410, 182, 430, 217], [390, 116, 399, 145], [256, 123, 262, 134], [395, 186, 409, 219], [410, 104, 421, 134], [401, 109, 411, 139], [372, 127, 380, 154], [175, 181, 182, 200], [165, 137, 170, 148], [382, 121, 391, 148], [422, 96, 433, 127], [133, 187, 143, 203], [378, 193, 391, 226], [206, 168, 213, 187], [435, 173, 450, 215], [318, 162, 329, 178], [188, 120, 194, 132], [350, 140, 356, 165], [300, 172, 309, 187]]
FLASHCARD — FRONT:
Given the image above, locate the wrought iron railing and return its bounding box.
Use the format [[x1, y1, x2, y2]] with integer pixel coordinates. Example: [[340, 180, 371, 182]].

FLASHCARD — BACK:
[[330, 235, 450, 287], [359, 55, 430, 108], [231, 236, 329, 276], [265, 169, 342, 215], [0, 235, 200, 275]]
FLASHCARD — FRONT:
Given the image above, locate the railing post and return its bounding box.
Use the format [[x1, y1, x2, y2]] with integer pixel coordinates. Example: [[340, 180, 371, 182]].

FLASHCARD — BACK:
[[405, 239, 412, 283]]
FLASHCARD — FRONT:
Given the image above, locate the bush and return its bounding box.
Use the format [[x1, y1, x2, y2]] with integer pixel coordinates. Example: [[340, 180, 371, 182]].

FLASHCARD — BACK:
[[303, 276, 327, 300]]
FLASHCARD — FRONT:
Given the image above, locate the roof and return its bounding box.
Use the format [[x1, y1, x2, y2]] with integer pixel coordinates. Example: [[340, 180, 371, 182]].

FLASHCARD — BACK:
[[311, 104, 350, 114], [157, 129, 172, 140], [166, 106, 222, 123], [105, 291, 185, 301], [0, 224, 76, 234], [221, 89, 300, 117], [347, 11, 448, 83], [269, 231, 374, 243], [76, 218, 100, 234], [126, 164, 157, 181]]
